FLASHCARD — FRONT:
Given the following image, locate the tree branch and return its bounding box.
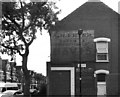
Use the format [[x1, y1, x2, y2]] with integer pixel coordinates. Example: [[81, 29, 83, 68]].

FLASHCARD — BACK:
[[3, 19, 19, 33], [15, 29, 28, 46], [20, 2, 25, 30], [23, 23, 32, 32], [1, 44, 23, 56], [4, 15, 20, 30], [28, 32, 35, 46], [23, 14, 38, 32]]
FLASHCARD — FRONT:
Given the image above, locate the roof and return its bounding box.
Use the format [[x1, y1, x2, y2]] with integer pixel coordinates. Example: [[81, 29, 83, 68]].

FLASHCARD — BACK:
[[50, 1, 120, 31]]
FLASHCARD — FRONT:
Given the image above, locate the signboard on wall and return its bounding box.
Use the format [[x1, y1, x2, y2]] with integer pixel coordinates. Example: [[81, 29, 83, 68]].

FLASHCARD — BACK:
[[51, 30, 95, 64]]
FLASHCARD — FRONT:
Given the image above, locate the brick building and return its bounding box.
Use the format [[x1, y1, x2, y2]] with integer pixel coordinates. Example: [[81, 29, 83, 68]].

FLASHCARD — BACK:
[[1, 59, 17, 83], [0, 57, 3, 82], [47, 0, 120, 96]]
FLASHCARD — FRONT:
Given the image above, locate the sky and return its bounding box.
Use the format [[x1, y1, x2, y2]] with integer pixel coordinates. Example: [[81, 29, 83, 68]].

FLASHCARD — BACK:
[[1, 0, 120, 76]]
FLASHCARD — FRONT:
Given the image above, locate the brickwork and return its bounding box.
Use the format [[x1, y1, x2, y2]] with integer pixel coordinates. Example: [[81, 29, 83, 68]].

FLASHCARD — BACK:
[[48, 1, 120, 96]]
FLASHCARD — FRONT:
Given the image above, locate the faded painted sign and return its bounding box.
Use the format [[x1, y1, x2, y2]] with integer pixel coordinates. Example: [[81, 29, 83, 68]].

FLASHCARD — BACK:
[[51, 30, 95, 64]]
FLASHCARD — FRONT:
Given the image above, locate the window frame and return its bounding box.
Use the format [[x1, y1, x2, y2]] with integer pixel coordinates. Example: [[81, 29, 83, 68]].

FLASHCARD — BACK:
[[96, 53, 109, 62], [94, 37, 110, 63]]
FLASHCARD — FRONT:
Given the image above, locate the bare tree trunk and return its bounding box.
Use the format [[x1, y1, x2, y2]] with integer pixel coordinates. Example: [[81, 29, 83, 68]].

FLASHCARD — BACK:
[[22, 54, 30, 97], [24, 71, 30, 97]]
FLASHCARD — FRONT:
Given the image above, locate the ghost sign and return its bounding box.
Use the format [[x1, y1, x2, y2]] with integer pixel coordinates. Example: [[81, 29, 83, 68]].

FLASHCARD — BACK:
[[51, 30, 95, 64]]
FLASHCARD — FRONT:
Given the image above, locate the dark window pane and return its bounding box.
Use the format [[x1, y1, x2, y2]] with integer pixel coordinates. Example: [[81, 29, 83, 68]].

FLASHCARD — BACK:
[[97, 73, 106, 82], [97, 53, 107, 60]]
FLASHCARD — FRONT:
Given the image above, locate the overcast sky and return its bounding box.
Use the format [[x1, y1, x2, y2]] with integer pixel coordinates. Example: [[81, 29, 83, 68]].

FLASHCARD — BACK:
[[1, 0, 120, 76]]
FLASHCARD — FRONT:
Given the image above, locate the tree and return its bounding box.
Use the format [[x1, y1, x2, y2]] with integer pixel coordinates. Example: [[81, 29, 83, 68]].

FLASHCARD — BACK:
[[34, 73, 46, 95], [1, 0, 59, 96], [34, 73, 46, 84]]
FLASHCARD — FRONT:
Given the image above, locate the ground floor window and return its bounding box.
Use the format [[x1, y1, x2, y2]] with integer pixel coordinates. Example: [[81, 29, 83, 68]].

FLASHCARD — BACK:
[[97, 73, 106, 82]]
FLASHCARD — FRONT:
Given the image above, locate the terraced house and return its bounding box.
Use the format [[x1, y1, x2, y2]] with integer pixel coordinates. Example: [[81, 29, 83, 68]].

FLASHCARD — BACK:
[[47, 0, 120, 96], [0, 59, 17, 83]]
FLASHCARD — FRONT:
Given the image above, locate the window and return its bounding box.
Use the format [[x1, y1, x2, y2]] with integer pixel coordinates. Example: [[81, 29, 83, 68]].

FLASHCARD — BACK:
[[96, 42, 109, 62], [97, 73, 106, 82], [97, 53, 108, 60], [94, 37, 111, 62]]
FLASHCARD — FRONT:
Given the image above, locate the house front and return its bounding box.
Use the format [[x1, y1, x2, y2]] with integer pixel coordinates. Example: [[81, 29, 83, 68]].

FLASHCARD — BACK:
[[47, 0, 120, 96]]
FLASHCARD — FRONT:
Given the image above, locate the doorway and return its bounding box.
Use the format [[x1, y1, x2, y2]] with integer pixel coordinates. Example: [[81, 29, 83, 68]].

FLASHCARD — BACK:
[[97, 73, 106, 96], [95, 70, 109, 96]]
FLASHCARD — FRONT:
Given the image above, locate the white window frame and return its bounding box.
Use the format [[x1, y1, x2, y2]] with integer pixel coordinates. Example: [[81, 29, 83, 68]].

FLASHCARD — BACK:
[[96, 53, 109, 62], [51, 67, 75, 96], [94, 37, 111, 62], [94, 37, 111, 42], [94, 69, 109, 75]]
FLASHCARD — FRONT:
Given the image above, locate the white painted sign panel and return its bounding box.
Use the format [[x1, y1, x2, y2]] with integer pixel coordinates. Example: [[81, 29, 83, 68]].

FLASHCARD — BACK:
[[81, 64, 86, 67]]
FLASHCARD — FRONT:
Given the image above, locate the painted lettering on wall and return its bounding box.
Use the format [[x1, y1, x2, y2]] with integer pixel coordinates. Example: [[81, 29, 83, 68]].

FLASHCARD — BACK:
[[51, 30, 95, 63]]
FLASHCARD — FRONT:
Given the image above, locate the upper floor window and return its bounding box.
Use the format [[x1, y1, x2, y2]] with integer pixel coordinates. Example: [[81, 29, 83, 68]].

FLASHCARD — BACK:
[[94, 37, 111, 62]]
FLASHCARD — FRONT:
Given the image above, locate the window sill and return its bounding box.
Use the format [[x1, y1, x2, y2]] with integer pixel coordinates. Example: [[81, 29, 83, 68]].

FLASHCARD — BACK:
[[96, 60, 109, 62]]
